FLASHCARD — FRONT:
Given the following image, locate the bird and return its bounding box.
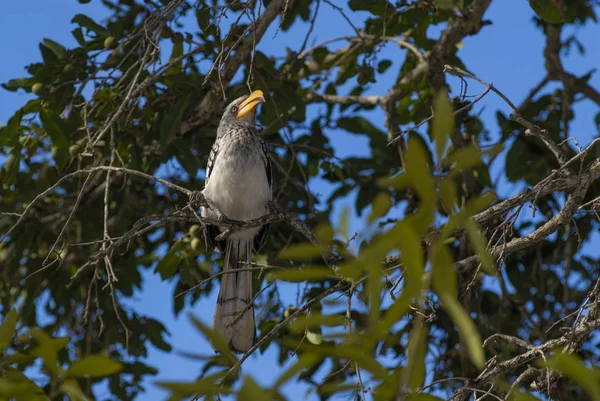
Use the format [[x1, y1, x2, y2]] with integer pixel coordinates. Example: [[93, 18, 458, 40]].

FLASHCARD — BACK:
[[201, 90, 272, 353]]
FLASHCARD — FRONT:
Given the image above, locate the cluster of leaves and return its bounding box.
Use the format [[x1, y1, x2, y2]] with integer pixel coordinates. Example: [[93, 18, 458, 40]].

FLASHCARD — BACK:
[[0, 310, 123, 400], [0, 0, 599, 400]]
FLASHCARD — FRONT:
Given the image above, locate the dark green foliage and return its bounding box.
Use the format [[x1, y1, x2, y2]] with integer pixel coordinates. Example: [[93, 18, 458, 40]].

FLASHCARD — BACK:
[[1, 1, 599, 400]]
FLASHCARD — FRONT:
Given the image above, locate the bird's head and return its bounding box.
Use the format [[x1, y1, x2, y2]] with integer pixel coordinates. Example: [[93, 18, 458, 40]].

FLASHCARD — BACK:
[[222, 90, 265, 124]]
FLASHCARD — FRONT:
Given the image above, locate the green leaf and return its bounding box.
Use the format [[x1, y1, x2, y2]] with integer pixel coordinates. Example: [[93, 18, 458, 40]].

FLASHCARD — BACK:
[[378, 60, 392, 73], [42, 39, 67, 59], [2, 146, 22, 185], [306, 326, 323, 345], [529, 0, 565, 23], [463, 220, 495, 275], [66, 355, 123, 378], [29, 330, 71, 373], [1, 78, 35, 92], [0, 109, 23, 146], [440, 293, 484, 368], [339, 206, 350, 239], [405, 136, 435, 201], [166, 36, 184, 75], [431, 244, 457, 298], [289, 314, 346, 333], [71, 14, 110, 36], [444, 145, 483, 172], [160, 93, 191, 146], [405, 323, 427, 391], [0, 309, 18, 354], [278, 243, 326, 260], [59, 379, 88, 401], [2, 368, 47, 401], [337, 117, 384, 138], [348, 0, 391, 14], [437, 0, 457, 10], [39, 110, 69, 149], [540, 352, 600, 399], [270, 267, 333, 282], [155, 242, 184, 280], [440, 177, 457, 211], [432, 90, 453, 160], [238, 376, 273, 401], [406, 395, 445, 401], [189, 315, 237, 365], [368, 192, 392, 224], [0, 378, 31, 398], [330, 344, 388, 378], [156, 371, 228, 397], [275, 353, 320, 387]]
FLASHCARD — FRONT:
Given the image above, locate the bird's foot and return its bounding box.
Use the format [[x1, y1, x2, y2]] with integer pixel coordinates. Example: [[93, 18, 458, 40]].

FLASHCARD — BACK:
[[189, 191, 207, 208]]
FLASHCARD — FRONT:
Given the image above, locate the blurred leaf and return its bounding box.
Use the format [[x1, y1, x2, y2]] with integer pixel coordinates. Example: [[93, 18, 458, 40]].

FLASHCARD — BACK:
[[271, 267, 333, 282], [166, 35, 184, 75], [405, 136, 435, 201], [1, 368, 47, 401], [431, 244, 457, 298], [155, 242, 184, 280], [71, 14, 109, 36], [440, 294, 484, 368], [66, 355, 123, 378], [42, 38, 66, 59], [463, 220, 496, 275], [238, 376, 273, 401], [189, 315, 237, 365], [156, 371, 228, 398], [305, 327, 323, 345], [339, 206, 350, 238], [278, 243, 326, 260], [529, 0, 565, 23], [369, 192, 392, 224], [0, 109, 23, 146], [160, 93, 191, 146], [0, 309, 17, 354], [432, 90, 453, 160], [405, 323, 427, 391], [438, 0, 458, 10], [440, 177, 458, 211], [407, 395, 445, 401], [2, 146, 22, 185], [289, 314, 346, 332], [444, 145, 483, 172], [39, 109, 69, 149], [540, 352, 600, 399], [29, 330, 71, 372], [274, 353, 320, 387], [59, 379, 88, 401]]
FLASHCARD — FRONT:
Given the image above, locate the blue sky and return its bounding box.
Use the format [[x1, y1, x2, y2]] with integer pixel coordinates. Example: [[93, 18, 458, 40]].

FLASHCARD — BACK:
[[1, 1, 599, 400]]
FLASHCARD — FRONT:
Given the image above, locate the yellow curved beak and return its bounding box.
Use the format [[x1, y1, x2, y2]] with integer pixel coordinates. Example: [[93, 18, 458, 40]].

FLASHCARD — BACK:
[[236, 90, 265, 120]]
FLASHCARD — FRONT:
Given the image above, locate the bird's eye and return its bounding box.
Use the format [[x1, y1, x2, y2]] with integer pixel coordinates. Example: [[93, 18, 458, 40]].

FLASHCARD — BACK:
[[231, 106, 238, 114]]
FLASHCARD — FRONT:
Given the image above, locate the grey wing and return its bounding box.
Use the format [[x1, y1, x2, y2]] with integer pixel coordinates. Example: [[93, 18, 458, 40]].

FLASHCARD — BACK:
[[205, 140, 219, 185], [254, 139, 272, 251], [260, 140, 272, 188], [204, 140, 223, 251]]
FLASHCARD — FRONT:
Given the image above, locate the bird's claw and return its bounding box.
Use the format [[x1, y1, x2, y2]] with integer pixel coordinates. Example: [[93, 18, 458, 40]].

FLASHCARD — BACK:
[[189, 191, 206, 207]]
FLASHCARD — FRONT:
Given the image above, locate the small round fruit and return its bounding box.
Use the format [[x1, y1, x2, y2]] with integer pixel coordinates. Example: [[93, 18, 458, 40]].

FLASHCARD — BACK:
[[104, 36, 117, 50], [32, 83, 43, 95], [69, 144, 81, 156], [284, 306, 298, 318]]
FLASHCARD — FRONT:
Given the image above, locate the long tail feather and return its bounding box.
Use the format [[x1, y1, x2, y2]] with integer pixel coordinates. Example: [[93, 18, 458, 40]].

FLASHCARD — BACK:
[[212, 240, 255, 353]]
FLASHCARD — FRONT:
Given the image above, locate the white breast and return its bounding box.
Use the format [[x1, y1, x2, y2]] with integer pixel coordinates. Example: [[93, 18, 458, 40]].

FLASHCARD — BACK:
[[202, 145, 271, 240]]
